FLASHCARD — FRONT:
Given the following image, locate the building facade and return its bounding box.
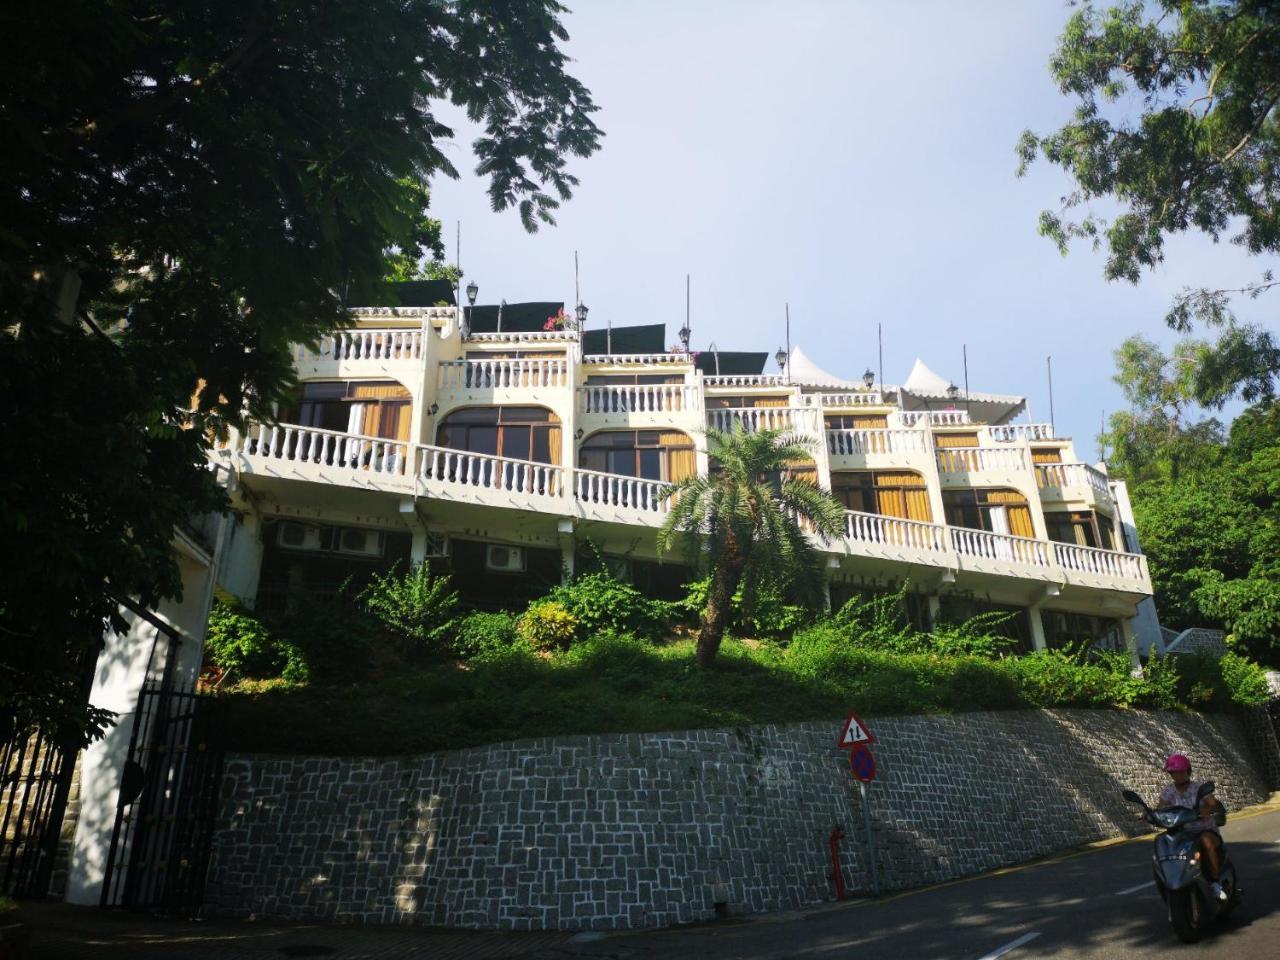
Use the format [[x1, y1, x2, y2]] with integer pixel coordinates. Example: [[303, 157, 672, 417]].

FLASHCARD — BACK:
[[212, 286, 1156, 656]]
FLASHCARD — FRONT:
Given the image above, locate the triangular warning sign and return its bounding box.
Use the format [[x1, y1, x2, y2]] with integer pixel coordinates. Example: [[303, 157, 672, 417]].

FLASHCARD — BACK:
[[837, 708, 875, 749]]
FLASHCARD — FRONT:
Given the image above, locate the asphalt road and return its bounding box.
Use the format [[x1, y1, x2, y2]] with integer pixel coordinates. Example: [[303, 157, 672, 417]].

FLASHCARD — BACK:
[[571, 804, 1280, 960]]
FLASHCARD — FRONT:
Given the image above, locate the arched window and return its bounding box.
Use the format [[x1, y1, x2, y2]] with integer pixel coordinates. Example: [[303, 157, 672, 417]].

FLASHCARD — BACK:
[[436, 406, 561, 463], [579, 430, 695, 481]]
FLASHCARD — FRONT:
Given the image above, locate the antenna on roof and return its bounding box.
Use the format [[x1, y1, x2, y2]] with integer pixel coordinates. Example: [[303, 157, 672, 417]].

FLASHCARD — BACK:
[[574, 250, 580, 307], [962, 343, 970, 415], [1046, 355, 1056, 436], [878, 322, 884, 392], [497, 299, 505, 333], [786, 304, 791, 384], [456, 220, 464, 333]]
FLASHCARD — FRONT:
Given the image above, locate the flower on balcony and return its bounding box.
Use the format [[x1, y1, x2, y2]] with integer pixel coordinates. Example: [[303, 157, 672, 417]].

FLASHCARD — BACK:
[[543, 308, 568, 331]]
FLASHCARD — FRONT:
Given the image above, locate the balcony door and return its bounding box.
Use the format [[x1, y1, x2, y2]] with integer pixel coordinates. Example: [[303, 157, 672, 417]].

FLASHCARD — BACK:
[[436, 406, 561, 464], [942, 488, 1034, 538], [832, 471, 932, 522], [579, 430, 695, 482]]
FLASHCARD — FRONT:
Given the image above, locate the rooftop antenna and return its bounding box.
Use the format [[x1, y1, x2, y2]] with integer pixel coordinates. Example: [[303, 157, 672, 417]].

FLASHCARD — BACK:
[[1046, 355, 1056, 437], [1099, 408, 1107, 461], [497, 298, 505, 333], [877, 322, 884, 392], [962, 343, 970, 414], [455, 220, 463, 333], [574, 250, 580, 308], [786, 304, 791, 384]]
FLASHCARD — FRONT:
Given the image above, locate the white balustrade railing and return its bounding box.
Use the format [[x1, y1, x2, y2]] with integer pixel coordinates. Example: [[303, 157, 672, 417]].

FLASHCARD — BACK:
[[950, 527, 1052, 568], [1054, 541, 1146, 583], [574, 468, 672, 515], [986, 423, 1056, 442], [579, 383, 700, 414], [463, 330, 578, 343], [438, 357, 568, 389], [799, 391, 885, 407], [707, 406, 815, 433], [294, 328, 423, 362], [351, 306, 453, 320], [827, 428, 927, 456], [935, 447, 1028, 473], [582, 353, 690, 365], [241, 424, 411, 476], [418, 444, 564, 497], [1035, 462, 1113, 501], [844, 511, 949, 553], [900, 410, 972, 427], [703, 374, 790, 387]]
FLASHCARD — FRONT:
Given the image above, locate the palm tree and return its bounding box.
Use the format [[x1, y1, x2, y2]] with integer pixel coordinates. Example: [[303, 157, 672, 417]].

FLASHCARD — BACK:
[[658, 426, 846, 668]]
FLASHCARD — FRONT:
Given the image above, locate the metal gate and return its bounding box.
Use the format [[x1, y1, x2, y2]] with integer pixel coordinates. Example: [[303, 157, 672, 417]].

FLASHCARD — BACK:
[[0, 726, 79, 897], [100, 683, 227, 915]]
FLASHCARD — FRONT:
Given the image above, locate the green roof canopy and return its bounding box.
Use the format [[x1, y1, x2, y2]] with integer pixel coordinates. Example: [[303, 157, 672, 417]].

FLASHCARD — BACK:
[[386, 279, 456, 307], [694, 351, 768, 375], [465, 302, 564, 333], [582, 323, 666, 355]]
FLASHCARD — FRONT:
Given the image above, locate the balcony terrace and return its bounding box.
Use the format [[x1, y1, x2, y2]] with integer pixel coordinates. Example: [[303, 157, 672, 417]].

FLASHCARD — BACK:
[[228, 422, 1151, 597]]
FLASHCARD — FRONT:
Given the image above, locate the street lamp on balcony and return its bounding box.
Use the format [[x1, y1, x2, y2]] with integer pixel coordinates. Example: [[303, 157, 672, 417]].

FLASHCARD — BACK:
[[862, 368, 875, 390], [574, 302, 589, 330], [946, 382, 960, 401], [465, 280, 478, 306], [775, 346, 788, 371]]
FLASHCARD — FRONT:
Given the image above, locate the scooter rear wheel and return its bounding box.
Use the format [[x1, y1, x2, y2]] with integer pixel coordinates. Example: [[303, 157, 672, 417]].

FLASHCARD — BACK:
[[1169, 888, 1204, 943]]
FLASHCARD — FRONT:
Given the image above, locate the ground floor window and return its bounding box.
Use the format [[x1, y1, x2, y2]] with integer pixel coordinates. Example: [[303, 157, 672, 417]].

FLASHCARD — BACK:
[[832, 471, 932, 521], [1043, 610, 1123, 652], [942, 488, 1034, 538]]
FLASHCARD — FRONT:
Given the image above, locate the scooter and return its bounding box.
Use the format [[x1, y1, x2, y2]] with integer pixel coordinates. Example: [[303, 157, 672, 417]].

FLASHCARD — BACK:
[[1121, 780, 1240, 943]]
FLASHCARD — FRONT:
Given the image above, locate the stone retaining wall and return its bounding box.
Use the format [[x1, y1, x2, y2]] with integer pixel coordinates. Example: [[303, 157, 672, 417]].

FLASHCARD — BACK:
[[206, 709, 1268, 930]]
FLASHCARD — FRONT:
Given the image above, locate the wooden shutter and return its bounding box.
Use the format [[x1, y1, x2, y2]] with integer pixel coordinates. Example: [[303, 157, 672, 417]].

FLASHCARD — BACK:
[[933, 432, 979, 449], [852, 415, 888, 429], [1032, 447, 1063, 463]]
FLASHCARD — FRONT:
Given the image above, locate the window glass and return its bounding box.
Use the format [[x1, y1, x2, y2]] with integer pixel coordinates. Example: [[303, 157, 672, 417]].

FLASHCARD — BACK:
[[637, 431, 662, 447], [501, 406, 551, 423], [469, 426, 498, 456], [500, 425, 530, 459], [638, 448, 663, 480], [531, 427, 552, 464], [608, 449, 636, 476], [580, 449, 608, 472]]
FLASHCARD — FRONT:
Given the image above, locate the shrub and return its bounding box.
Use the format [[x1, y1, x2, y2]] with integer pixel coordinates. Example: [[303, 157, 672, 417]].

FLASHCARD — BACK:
[[452, 611, 521, 659], [517, 600, 579, 651], [359, 562, 461, 659], [205, 598, 288, 682], [1217, 651, 1274, 707], [547, 571, 670, 642], [271, 591, 377, 683]]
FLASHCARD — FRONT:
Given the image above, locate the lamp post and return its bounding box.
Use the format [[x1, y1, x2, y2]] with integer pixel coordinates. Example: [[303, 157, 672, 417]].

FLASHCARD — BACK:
[[862, 368, 875, 390], [575, 302, 588, 332]]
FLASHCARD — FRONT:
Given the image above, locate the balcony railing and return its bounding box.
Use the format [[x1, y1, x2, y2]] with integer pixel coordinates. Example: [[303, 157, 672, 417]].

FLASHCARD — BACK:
[[579, 383, 700, 414], [901, 410, 971, 427], [702, 374, 790, 388], [935, 447, 1028, 474], [574, 468, 672, 514], [950, 527, 1053, 568], [799, 391, 886, 407], [463, 330, 577, 343], [582, 353, 690, 365], [986, 423, 1056, 443], [1035, 462, 1112, 501], [1054, 541, 1145, 581], [242, 424, 412, 476], [438, 357, 568, 389], [293, 328, 423, 363], [844, 511, 949, 554], [418, 444, 564, 497], [707, 406, 814, 433], [827, 428, 927, 456]]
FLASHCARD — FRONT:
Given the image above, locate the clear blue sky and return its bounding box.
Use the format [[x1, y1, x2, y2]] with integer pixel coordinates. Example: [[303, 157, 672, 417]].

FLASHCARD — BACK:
[[428, 1, 1269, 461]]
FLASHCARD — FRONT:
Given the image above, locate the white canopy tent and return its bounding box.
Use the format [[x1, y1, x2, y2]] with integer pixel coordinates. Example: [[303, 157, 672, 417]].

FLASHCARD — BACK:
[[899, 358, 1025, 425]]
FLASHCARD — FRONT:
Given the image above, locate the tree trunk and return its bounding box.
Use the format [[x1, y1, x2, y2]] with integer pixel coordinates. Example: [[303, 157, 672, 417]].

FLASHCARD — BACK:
[[697, 561, 741, 669]]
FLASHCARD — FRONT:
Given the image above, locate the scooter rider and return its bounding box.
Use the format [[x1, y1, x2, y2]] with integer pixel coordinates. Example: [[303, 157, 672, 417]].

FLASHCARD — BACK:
[[1157, 754, 1228, 901]]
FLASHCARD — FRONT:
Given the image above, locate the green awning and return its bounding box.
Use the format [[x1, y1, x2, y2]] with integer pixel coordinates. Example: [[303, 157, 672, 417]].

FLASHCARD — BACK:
[[386, 279, 456, 307], [582, 323, 666, 355], [694, 351, 768, 375], [465, 302, 565, 333]]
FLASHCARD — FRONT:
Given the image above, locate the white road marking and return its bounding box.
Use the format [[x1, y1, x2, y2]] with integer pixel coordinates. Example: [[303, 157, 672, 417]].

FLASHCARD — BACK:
[[1116, 880, 1156, 895], [977, 931, 1042, 960]]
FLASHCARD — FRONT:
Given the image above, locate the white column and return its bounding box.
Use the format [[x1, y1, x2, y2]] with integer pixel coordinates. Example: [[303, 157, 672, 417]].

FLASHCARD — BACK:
[[1028, 604, 1048, 652]]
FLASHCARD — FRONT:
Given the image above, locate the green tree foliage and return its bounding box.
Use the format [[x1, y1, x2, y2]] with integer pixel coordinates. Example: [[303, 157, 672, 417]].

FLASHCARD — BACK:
[[0, 3, 601, 740], [1114, 398, 1280, 662], [657, 427, 846, 668], [1019, 1, 1280, 404], [359, 562, 461, 660]]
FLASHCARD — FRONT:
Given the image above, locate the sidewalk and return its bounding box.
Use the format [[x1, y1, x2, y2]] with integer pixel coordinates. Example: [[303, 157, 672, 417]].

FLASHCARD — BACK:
[[17, 901, 582, 960]]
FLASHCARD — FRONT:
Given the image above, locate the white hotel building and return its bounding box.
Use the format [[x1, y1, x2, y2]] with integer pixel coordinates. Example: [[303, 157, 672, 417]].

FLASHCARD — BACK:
[[211, 281, 1158, 656]]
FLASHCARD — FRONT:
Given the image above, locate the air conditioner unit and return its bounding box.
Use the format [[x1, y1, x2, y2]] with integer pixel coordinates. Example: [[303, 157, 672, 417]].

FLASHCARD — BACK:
[[424, 533, 449, 558], [277, 522, 323, 551], [485, 544, 526, 573], [336, 527, 386, 558]]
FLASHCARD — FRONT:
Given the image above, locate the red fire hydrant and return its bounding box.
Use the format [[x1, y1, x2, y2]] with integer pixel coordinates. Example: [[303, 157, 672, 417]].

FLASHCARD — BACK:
[[829, 824, 846, 901]]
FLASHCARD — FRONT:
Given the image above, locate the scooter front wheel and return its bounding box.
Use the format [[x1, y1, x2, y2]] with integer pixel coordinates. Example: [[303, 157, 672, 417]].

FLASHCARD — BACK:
[[1169, 888, 1204, 943]]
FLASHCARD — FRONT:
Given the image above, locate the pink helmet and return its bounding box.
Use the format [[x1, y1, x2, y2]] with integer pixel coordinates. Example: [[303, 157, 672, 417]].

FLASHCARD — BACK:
[[1163, 753, 1192, 773]]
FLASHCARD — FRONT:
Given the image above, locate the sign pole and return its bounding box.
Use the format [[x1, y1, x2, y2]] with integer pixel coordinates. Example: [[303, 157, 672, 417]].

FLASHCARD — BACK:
[[858, 780, 880, 896]]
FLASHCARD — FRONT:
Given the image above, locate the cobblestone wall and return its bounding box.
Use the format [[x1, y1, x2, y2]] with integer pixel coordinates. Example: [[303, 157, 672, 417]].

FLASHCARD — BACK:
[[206, 709, 1267, 931], [1165, 628, 1229, 658]]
